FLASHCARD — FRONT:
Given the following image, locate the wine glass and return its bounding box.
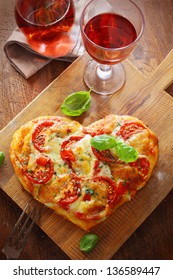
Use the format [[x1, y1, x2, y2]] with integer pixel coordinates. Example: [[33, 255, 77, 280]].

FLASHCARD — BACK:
[[80, 0, 145, 95], [15, 0, 75, 58]]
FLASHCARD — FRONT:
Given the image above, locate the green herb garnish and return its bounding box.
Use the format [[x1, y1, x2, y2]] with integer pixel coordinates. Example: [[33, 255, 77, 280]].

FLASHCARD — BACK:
[[85, 189, 94, 195], [0, 151, 5, 166], [80, 233, 99, 253], [91, 134, 138, 163], [61, 89, 91, 116]]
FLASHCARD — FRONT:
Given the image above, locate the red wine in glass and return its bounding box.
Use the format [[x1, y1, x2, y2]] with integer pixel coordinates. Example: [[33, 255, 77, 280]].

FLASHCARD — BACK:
[[80, 0, 144, 95], [15, 0, 75, 57], [84, 13, 137, 65]]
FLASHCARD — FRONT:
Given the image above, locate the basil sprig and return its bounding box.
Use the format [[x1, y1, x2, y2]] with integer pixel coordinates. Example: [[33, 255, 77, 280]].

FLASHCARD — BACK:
[[80, 233, 99, 253], [61, 90, 91, 116], [0, 151, 5, 166], [91, 134, 138, 163]]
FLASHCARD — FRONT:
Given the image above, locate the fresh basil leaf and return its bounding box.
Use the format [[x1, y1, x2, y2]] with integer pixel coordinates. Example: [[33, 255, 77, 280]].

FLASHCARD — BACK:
[[90, 134, 138, 163], [114, 139, 138, 163], [90, 134, 116, 150], [80, 233, 99, 253], [61, 90, 91, 116], [0, 151, 5, 166]]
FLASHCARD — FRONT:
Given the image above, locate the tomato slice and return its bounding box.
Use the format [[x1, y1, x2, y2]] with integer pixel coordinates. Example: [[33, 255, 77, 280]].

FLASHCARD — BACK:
[[75, 176, 123, 221], [130, 156, 150, 181], [116, 121, 145, 140], [58, 175, 81, 207], [92, 176, 125, 206], [24, 155, 54, 184], [32, 120, 55, 152], [117, 180, 129, 195], [60, 135, 84, 167], [93, 160, 101, 176], [91, 146, 119, 163], [94, 176, 118, 206], [36, 155, 50, 166]]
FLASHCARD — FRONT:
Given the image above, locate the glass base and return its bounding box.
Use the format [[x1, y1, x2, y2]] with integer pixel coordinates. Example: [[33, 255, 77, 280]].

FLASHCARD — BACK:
[[83, 60, 126, 95]]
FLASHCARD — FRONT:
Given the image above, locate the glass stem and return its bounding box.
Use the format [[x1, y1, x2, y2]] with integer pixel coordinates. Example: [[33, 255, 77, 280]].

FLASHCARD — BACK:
[[96, 64, 113, 81]]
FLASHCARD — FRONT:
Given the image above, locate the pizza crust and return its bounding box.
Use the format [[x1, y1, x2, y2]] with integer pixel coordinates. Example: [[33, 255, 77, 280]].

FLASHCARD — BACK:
[[10, 115, 158, 231]]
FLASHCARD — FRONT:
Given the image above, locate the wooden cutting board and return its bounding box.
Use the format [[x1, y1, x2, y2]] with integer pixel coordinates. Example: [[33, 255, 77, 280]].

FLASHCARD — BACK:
[[0, 50, 173, 260]]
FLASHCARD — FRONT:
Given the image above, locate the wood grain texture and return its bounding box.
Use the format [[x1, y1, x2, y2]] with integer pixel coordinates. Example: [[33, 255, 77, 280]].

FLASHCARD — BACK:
[[0, 0, 173, 260]]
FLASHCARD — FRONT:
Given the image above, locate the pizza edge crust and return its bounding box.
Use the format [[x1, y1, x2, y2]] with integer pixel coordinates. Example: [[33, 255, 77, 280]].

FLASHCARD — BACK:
[[9, 114, 159, 231]]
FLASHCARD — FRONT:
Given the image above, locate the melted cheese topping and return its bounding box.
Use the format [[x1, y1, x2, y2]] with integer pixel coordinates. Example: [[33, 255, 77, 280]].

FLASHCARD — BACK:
[[10, 115, 159, 231]]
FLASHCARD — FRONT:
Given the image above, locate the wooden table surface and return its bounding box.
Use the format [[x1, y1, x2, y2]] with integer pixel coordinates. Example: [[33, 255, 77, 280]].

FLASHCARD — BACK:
[[0, 0, 173, 260]]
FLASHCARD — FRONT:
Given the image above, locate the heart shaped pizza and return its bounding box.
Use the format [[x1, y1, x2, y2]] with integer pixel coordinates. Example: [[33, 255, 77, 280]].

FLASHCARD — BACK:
[[10, 114, 158, 230]]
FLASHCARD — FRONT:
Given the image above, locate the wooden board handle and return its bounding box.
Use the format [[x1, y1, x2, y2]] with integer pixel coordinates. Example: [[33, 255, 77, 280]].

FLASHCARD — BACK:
[[150, 49, 173, 92]]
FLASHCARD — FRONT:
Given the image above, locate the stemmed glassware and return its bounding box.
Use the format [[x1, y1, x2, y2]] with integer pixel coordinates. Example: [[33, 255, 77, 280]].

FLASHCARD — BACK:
[[15, 0, 75, 58], [80, 0, 145, 95]]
